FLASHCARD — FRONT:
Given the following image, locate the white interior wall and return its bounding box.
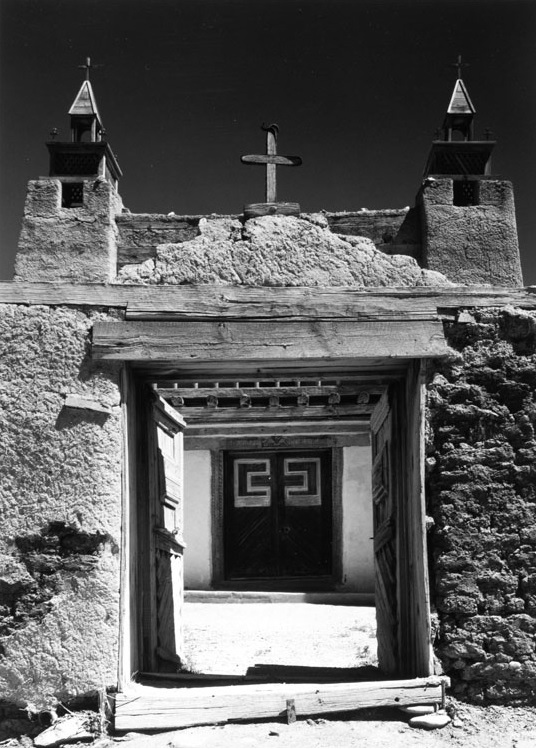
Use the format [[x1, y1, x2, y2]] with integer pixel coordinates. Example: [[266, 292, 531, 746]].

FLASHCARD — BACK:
[[183, 450, 212, 589], [183, 444, 373, 592], [341, 444, 374, 592]]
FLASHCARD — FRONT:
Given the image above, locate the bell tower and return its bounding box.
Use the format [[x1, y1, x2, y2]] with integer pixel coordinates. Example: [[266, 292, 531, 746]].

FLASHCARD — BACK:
[[46, 58, 122, 203], [419, 56, 523, 286], [14, 58, 123, 283]]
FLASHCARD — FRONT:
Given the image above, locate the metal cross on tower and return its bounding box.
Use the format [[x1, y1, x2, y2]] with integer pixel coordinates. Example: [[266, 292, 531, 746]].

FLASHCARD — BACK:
[[450, 54, 469, 80], [241, 124, 302, 204], [77, 56, 102, 81]]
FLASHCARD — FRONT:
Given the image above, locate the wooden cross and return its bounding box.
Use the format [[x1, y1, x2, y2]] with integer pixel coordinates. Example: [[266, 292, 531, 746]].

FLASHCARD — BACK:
[[241, 124, 302, 203], [450, 54, 469, 79]]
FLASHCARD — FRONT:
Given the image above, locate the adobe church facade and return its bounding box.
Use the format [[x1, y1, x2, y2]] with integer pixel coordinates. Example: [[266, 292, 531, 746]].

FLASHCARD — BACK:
[[1, 67, 536, 714]]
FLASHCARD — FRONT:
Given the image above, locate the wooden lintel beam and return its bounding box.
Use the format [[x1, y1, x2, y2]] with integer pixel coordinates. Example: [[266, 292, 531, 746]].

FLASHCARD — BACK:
[[92, 320, 449, 361], [175, 404, 375, 422]]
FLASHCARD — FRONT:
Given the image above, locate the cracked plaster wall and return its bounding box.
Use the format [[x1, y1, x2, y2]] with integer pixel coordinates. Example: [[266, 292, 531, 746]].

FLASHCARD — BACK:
[[427, 307, 536, 703], [0, 305, 123, 708], [116, 214, 451, 287]]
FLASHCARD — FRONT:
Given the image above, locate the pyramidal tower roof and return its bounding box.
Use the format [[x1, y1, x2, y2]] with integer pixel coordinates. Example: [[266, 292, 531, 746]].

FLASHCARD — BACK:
[[447, 78, 476, 116], [68, 79, 103, 125]]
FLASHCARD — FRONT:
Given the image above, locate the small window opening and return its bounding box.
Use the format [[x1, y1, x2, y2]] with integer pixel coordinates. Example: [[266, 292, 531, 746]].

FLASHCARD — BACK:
[[62, 182, 84, 208], [453, 180, 479, 207]]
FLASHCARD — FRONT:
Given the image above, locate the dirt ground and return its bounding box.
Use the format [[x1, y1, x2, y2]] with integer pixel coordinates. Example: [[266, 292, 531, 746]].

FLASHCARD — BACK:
[[101, 603, 536, 748], [6, 603, 536, 747], [181, 601, 378, 673], [96, 701, 536, 748]]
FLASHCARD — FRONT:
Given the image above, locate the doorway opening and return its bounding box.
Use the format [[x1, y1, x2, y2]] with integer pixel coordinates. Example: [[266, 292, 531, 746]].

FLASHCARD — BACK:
[[125, 360, 432, 684]]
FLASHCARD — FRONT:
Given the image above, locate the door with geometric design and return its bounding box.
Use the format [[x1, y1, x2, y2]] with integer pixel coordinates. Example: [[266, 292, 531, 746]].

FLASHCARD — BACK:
[[224, 450, 332, 581]]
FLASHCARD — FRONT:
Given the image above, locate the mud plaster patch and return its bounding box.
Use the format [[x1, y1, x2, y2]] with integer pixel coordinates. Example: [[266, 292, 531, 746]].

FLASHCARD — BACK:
[[0, 523, 118, 646]]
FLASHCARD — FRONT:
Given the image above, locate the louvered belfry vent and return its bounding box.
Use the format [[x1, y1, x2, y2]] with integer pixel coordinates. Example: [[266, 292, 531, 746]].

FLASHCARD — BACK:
[[54, 151, 102, 176]]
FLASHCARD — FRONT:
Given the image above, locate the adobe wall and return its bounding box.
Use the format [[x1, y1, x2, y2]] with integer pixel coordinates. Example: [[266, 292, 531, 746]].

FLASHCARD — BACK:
[[427, 306, 536, 703], [0, 304, 123, 709], [115, 214, 449, 287], [14, 179, 123, 284], [420, 180, 523, 286], [115, 209, 422, 270]]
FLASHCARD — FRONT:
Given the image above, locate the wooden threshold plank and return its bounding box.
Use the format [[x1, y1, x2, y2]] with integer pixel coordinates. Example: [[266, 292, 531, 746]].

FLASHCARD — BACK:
[[92, 320, 449, 361], [114, 676, 449, 731]]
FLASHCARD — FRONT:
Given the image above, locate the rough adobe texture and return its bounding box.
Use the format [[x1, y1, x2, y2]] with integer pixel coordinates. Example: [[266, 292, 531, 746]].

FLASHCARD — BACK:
[[14, 179, 123, 283], [326, 208, 421, 259], [116, 209, 422, 269], [116, 214, 450, 287], [426, 306, 536, 703], [421, 179, 523, 286], [0, 305, 123, 709]]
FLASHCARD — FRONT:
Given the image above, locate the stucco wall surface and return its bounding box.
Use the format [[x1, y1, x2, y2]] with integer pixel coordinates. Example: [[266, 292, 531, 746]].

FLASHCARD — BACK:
[[427, 306, 536, 703], [0, 304, 123, 708], [115, 214, 451, 287], [14, 179, 123, 284], [421, 180, 523, 286]]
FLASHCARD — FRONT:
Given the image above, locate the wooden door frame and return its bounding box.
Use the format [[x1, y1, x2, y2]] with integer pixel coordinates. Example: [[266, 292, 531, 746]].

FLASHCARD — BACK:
[[119, 359, 433, 685]]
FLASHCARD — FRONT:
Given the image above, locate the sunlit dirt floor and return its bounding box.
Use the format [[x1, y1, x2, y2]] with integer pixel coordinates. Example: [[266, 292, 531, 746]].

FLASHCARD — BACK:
[[182, 601, 378, 675]]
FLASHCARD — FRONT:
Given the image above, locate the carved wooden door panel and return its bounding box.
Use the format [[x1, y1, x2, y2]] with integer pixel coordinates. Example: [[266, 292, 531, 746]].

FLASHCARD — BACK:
[[370, 390, 399, 676], [224, 450, 332, 581], [149, 395, 186, 671]]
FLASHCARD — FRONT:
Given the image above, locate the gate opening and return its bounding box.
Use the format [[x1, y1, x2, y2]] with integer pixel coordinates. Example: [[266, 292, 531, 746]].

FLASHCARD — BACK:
[[124, 361, 433, 687]]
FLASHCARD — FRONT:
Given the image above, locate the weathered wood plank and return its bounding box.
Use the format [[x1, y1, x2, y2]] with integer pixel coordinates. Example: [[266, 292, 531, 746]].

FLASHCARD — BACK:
[[2, 282, 536, 316], [184, 432, 367, 449], [241, 154, 302, 166], [157, 385, 385, 399], [114, 676, 450, 731], [92, 320, 449, 361], [244, 202, 301, 218], [124, 287, 536, 319], [0, 282, 130, 307], [175, 404, 375, 422]]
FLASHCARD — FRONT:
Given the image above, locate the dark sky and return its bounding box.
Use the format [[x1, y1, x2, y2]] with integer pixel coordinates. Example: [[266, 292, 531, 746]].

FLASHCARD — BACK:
[[1, 0, 535, 282]]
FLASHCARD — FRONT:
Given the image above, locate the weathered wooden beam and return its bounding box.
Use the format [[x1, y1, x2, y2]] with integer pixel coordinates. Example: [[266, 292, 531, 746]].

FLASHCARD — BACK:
[[241, 154, 302, 167], [176, 404, 375, 422], [92, 320, 449, 361], [114, 676, 450, 731], [2, 282, 536, 316], [184, 432, 368, 449], [0, 282, 129, 307], [157, 385, 385, 399], [124, 285, 536, 321]]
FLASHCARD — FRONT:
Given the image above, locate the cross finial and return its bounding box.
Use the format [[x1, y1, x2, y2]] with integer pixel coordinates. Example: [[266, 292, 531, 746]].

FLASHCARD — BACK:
[[241, 124, 302, 203], [77, 56, 102, 81], [450, 54, 469, 80]]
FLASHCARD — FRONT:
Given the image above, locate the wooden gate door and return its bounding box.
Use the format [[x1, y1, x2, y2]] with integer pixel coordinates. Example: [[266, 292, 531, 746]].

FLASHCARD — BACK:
[[224, 450, 332, 583], [370, 389, 399, 676], [148, 395, 186, 671]]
